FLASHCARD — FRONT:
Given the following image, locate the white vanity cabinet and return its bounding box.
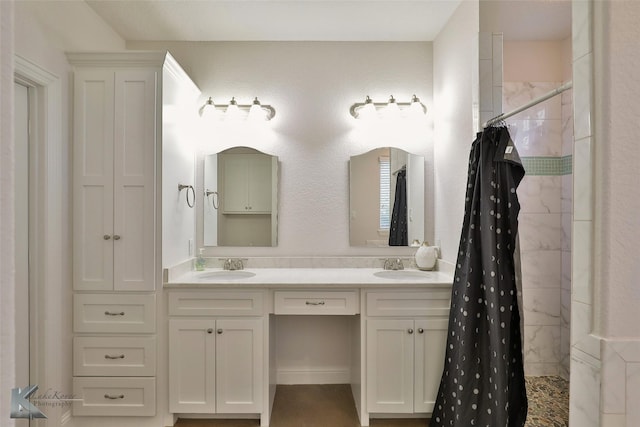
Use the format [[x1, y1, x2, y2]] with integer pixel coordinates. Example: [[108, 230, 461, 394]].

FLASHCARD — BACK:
[[221, 153, 273, 214], [365, 290, 449, 416], [168, 291, 266, 416]]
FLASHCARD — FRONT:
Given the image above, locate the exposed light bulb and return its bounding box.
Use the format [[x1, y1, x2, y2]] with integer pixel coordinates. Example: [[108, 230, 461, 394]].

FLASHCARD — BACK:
[[199, 97, 217, 119], [358, 95, 377, 120], [248, 97, 266, 121], [409, 94, 425, 118], [225, 97, 242, 121], [383, 95, 400, 120]]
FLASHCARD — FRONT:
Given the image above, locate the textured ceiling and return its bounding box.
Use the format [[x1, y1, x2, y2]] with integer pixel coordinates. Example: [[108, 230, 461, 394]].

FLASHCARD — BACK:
[[84, 0, 571, 43]]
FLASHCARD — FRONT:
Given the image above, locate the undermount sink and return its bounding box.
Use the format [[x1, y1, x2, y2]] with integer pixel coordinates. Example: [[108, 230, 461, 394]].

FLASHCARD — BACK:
[[197, 270, 256, 280], [373, 270, 433, 280]]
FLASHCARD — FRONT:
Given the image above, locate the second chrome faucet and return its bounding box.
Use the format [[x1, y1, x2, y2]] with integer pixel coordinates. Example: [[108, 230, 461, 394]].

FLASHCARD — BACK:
[[221, 258, 246, 271]]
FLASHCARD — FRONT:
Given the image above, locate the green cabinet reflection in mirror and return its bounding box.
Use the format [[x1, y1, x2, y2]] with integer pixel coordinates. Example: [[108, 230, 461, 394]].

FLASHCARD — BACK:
[[349, 148, 425, 247], [204, 147, 278, 247]]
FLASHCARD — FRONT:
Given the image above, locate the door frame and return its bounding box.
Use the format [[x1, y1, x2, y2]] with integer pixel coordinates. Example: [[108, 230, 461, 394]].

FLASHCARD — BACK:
[[14, 55, 65, 426]]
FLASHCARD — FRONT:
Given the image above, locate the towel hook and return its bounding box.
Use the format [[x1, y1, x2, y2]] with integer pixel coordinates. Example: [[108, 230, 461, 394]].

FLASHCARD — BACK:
[[178, 184, 195, 208], [205, 189, 219, 210]]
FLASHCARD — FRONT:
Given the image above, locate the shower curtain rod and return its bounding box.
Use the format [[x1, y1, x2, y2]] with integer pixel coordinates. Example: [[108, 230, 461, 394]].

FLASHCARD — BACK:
[[483, 81, 573, 128]]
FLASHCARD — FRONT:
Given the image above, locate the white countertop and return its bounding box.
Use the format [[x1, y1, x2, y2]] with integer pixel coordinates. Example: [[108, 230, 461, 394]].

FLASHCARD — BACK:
[[164, 268, 454, 288]]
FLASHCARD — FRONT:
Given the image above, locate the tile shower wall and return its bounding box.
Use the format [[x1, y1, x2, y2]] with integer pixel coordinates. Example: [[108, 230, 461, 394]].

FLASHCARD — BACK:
[[504, 82, 572, 377]]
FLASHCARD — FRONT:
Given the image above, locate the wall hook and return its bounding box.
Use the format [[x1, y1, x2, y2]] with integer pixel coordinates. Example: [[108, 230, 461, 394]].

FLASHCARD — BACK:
[[178, 184, 195, 208]]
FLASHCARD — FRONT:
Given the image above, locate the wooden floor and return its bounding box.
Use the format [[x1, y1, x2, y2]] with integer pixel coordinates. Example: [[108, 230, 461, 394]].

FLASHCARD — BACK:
[[174, 384, 429, 427]]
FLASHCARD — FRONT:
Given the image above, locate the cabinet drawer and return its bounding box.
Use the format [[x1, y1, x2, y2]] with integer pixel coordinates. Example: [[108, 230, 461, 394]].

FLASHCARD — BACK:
[[366, 291, 451, 317], [72, 377, 156, 416], [74, 293, 156, 333], [74, 336, 156, 377], [168, 291, 264, 316], [274, 290, 358, 315]]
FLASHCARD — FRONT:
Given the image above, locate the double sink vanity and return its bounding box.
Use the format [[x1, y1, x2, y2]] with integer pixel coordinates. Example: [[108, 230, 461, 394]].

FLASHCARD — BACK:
[[163, 260, 453, 426]]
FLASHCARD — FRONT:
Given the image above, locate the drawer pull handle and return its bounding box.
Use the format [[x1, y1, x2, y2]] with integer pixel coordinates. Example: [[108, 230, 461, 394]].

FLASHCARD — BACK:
[[418, 328, 424, 334], [104, 311, 125, 316], [217, 329, 223, 334], [104, 354, 125, 360], [113, 235, 121, 240], [103, 235, 111, 240], [408, 328, 414, 334], [305, 301, 325, 306], [104, 394, 124, 400], [207, 328, 213, 334]]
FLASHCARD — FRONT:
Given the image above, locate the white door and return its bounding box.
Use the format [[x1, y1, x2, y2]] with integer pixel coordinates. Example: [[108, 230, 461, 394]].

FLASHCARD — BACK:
[[414, 318, 448, 413], [73, 69, 115, 291], [14, 81, 30, 426], [215, 318, 263, 413], [112, 70, 156, 291], [247, 155, 272, 213], [366, 319, 414, 413], [169, 319, 216, 413]]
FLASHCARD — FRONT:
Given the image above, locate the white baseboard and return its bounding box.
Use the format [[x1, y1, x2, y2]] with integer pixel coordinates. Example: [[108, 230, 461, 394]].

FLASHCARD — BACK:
[[277, 368, 351, 384]]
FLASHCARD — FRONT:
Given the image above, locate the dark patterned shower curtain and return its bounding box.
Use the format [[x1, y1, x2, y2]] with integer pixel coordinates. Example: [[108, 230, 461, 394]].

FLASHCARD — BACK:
[[388, 168, 407, 246], [431, 126, 527, 427]]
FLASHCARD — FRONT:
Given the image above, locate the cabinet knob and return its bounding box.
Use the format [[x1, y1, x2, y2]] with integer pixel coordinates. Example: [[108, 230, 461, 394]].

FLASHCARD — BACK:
[[113, 235, 121, 240], [103, 235, 111, 240], [217, 329, 223, 334], [408, 328, 414, 334], [418, 328, 424, 334], [207, 328, 213, 334]]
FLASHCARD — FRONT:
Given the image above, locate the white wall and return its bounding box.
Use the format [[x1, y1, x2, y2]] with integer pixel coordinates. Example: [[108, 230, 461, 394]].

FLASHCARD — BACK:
[[433, 0, 480, 262], [128, 41, 435, 259], [162, 58, 201, 268]]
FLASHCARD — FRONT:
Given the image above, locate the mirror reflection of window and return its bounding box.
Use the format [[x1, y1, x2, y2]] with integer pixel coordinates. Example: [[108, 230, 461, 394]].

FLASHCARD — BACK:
[[350, 148, 425, 247], [379, 156, 391, 230]]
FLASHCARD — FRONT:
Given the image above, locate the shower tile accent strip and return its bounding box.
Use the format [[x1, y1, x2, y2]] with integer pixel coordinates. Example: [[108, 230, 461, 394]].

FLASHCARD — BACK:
[[521, 155, 572, 176]]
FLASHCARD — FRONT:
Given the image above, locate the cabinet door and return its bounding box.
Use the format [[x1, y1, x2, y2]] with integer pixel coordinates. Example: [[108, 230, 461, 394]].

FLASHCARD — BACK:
[[73, 69, 115, 291], [247, 155, 272, 213], [414, 318, 448, 413], [215, 318, 263, 413], [367, 319, 414, 413], [221, 154, 272, 214], [113, 70, 157, 291], [221, 154, 249, 213], [73, 69, 157, 291], [169, 319, 216, 413]]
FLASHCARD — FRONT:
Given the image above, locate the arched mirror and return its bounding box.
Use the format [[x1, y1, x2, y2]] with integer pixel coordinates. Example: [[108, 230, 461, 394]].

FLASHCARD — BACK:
[[349, 147, 425, 247], [204, 147, 278, 246]]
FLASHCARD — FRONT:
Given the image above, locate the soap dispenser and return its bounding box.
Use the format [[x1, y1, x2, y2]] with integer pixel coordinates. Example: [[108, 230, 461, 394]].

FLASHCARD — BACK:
[[195, 248, 206, 271]]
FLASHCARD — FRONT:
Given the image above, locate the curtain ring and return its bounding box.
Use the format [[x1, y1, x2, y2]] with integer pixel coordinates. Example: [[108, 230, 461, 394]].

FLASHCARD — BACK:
[[178, 184, 195, 208]]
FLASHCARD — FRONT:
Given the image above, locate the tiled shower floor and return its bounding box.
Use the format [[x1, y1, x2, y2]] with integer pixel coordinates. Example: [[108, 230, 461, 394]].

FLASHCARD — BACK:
[[525, 376, 570, 427], [175, 376, 569, 427]]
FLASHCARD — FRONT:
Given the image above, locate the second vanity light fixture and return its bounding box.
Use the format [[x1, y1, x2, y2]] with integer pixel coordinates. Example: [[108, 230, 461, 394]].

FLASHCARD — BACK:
[[349, 95, 427, 119], [199, 96, 276, 121]]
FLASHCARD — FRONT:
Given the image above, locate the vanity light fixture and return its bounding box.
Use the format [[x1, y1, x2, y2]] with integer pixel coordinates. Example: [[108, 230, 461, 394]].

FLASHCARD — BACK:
[[349, 94, 427, 119], [199, 96, 276, 121]]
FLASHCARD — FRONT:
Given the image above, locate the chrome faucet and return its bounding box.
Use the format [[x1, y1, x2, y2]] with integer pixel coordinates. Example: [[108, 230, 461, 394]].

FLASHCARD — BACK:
[[221, 258, 245, 271], [383, 258, 405, 270]]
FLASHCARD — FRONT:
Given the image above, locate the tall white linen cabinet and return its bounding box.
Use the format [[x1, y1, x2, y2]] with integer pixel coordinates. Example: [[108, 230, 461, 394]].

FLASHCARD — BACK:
[[68, 51, 199, 420]]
